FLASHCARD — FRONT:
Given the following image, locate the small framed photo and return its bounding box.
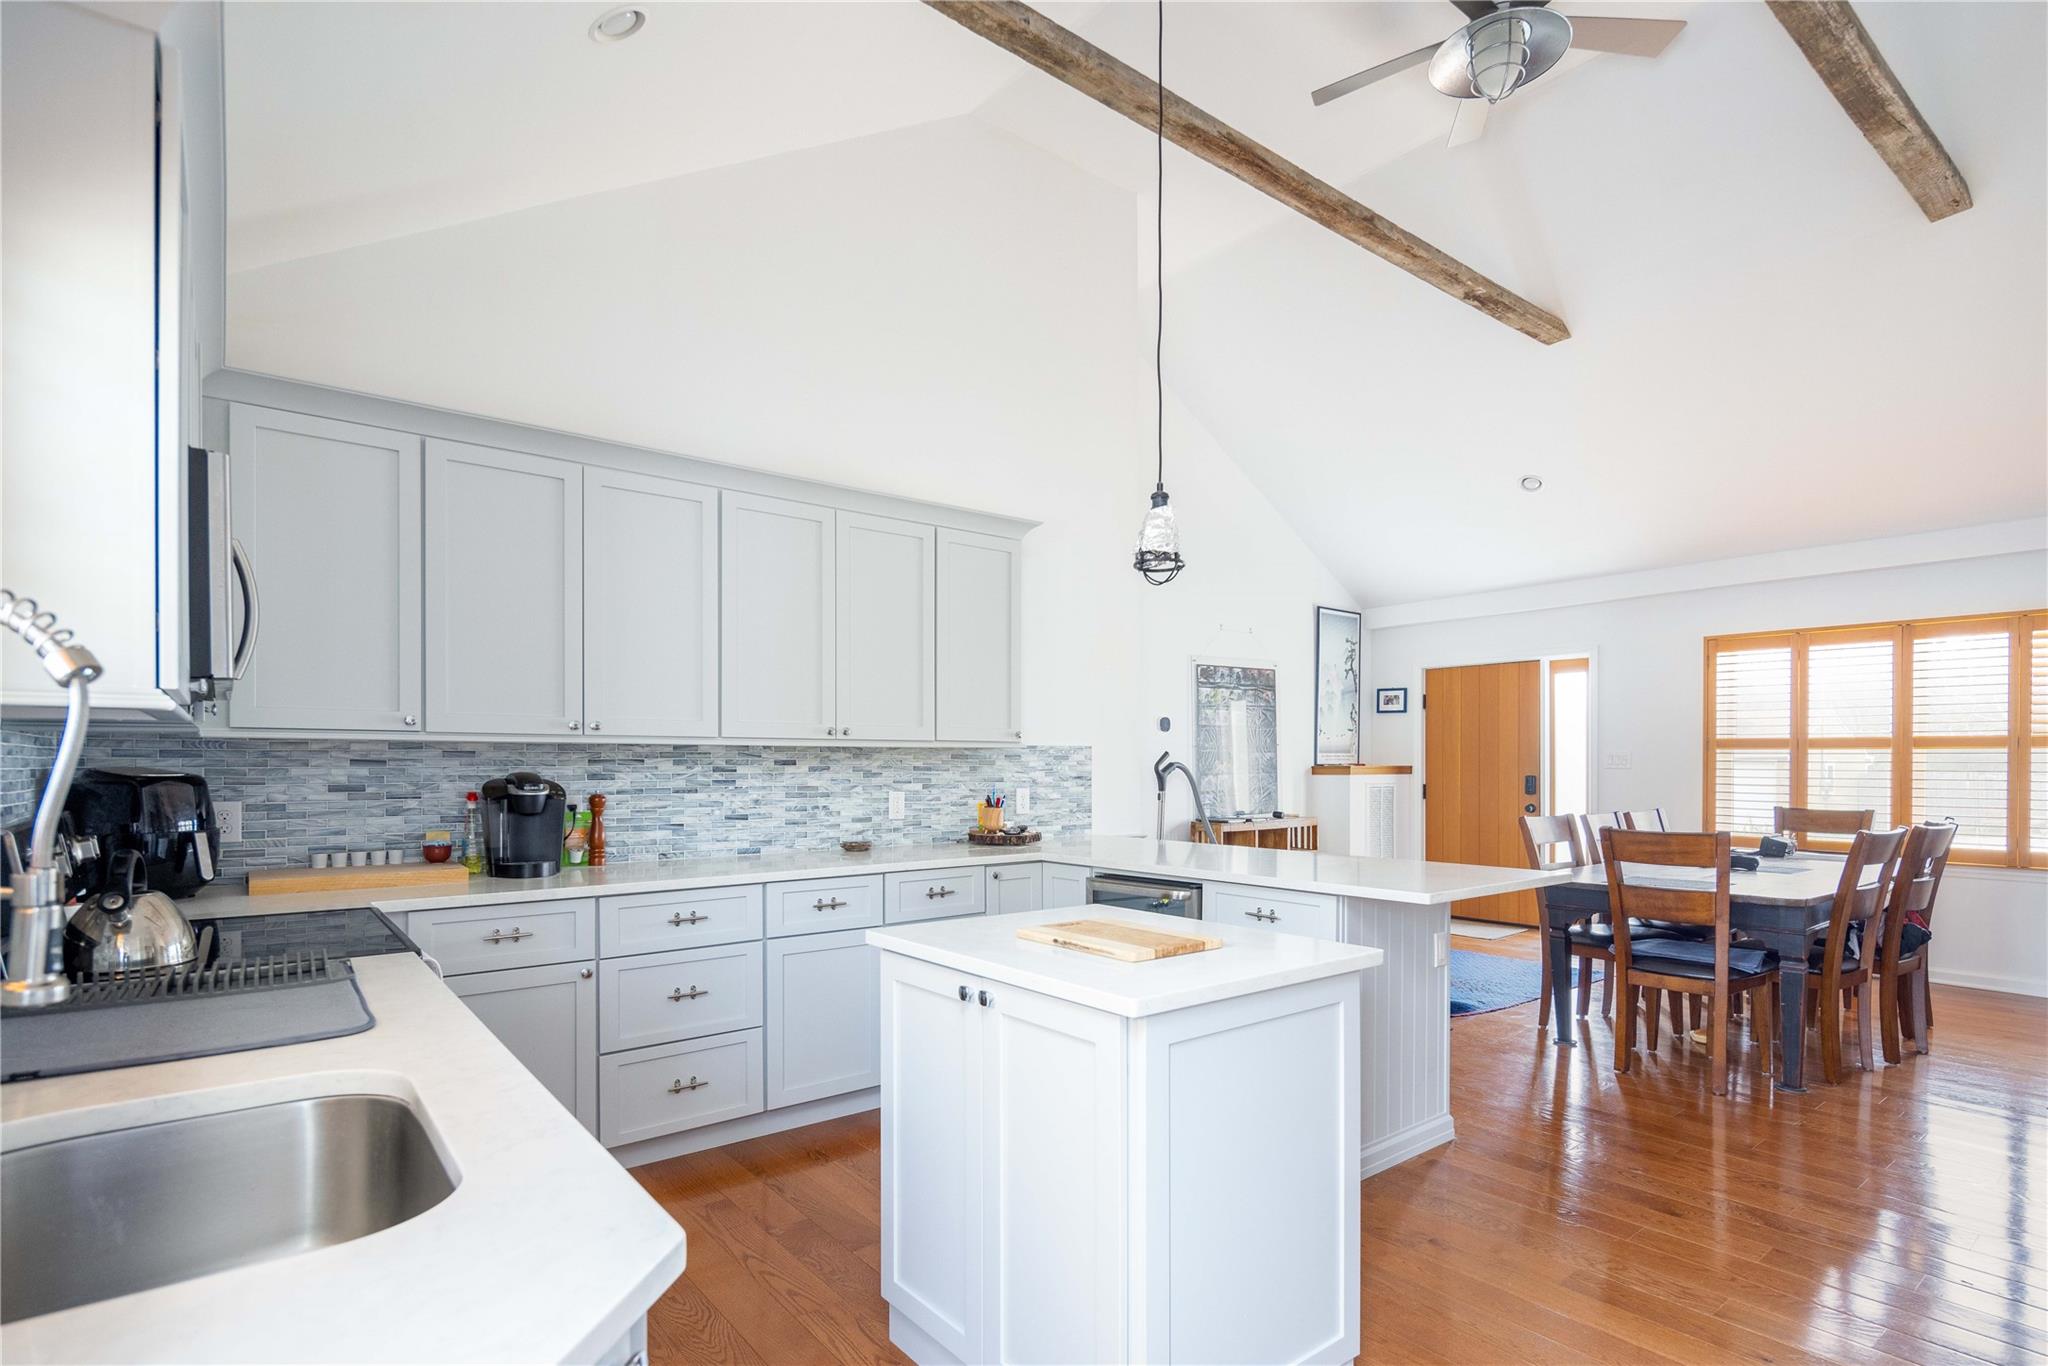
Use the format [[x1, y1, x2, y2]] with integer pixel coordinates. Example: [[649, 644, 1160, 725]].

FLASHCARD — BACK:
[[1375, 687, 1408, 715]]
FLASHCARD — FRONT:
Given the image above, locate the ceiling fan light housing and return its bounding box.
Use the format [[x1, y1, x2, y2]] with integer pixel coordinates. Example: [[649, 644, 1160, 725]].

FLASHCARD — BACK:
[[1429, 6, 1572, 101]]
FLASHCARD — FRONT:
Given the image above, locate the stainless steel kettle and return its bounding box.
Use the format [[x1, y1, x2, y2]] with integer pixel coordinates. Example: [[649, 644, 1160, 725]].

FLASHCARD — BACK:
[[64, 849, 197, 977]]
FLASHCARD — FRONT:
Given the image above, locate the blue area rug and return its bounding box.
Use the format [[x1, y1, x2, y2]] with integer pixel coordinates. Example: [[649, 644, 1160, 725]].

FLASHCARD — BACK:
[[1450, 948, 1583, 1017]]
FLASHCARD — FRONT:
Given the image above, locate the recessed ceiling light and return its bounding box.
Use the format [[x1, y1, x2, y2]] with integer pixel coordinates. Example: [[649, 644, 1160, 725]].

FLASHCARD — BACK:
[[589, 6, 646, 43], [1520, 475, 1544, 492]]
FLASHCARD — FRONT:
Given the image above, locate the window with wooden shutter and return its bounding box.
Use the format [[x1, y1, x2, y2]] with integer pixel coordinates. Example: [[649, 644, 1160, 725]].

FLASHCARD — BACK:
[[1703, 611, 2047, 867]]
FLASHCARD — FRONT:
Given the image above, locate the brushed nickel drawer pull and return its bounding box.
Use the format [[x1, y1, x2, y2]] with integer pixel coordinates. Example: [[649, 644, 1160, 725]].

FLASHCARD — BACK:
[[668, 985, 708, 1002], [925, 886, 956, 900], [1248, 908, 1280, 923], [668, 911, 709, 926], [813, 897, 848, 911], [668, 1076, 707, 1094], [483, 927, 534, 943]]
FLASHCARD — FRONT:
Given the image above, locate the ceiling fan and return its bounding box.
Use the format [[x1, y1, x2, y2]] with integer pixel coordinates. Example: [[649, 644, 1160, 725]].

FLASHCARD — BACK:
[[1311, 1, 1686, 147]]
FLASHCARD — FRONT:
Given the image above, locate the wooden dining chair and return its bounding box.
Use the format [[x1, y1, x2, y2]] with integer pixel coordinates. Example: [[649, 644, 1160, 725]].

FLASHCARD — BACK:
[[1798, 825, 1909, 1084], [1879, 819, 1958, 1064], [1602, 829, 1779, 1097], [1518, 814, 1618, 1025], [1578, 812, 1625, 863], [1773, 805, 1875, 843], [1620, 809, 1667, 831]]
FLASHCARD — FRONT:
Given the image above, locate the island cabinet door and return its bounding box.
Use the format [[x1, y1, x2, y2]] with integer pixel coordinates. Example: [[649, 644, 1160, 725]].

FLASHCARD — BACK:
[[983, 863, 1043, 915], [879, 952, 986, 1363], [979, 979, 1128, 1366], [448, 960, 598, 1135]]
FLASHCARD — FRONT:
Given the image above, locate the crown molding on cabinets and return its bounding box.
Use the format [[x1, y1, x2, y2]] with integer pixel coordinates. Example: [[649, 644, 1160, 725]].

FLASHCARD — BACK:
[[201, 369, 1038, 542]]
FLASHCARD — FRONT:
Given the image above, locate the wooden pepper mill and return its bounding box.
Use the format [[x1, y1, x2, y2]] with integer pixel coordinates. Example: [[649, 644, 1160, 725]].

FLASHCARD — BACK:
[[588, 793, 607, 866]]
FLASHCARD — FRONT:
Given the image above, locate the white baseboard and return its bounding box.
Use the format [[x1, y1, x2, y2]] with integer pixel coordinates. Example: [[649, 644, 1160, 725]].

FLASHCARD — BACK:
[[889, 1306, 960, 1366], [1360, 1113, 1456, 1179], [609, 1087, 879, 1169], [1930, 967, 2048, 999]]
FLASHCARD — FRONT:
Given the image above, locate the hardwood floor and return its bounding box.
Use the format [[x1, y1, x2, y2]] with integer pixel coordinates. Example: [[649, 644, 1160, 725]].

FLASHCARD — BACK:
[[632, 930, 2047, 1364]]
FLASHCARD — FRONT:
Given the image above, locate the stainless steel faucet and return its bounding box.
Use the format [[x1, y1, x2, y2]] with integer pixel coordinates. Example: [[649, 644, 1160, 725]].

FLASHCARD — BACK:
[[1, 590, 104, 1007], [1154, 751, 1219, 844]]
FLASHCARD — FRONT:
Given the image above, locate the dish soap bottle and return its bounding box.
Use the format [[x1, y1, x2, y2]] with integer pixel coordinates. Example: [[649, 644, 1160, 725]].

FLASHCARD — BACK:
[[461, 791, 485, 874], [563, 808, 593, 868]]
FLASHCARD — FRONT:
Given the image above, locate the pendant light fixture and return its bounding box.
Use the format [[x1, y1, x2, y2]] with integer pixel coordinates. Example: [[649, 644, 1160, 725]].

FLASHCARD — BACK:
[[1133, 0, 1184, 586]]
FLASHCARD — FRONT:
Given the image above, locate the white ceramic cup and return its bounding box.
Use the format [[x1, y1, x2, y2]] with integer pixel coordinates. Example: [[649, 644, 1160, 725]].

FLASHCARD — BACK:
[[311, 852, 330, 869], [369, 850, 388, 866], [348, 851, 369, 867]]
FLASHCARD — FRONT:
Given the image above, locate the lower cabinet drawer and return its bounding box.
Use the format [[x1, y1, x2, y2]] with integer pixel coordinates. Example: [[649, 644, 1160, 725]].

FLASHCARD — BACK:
[[599, 884, 763, 958], [599, 1029, 765, 1147], [599, 940, 764, 1054], [885, 867, 985, 923], [408, 899, 595, 973], [1204, 884, 1341, 940], [764, 875, 883, 937]]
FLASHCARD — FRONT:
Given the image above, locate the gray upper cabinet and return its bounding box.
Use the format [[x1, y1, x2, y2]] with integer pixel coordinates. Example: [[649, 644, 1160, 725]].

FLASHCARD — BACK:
[[836, 512, 936, 742], [720, 492, 835, 739], [227, 405, 424, 732], [584, 468, 719, 739], [425, 439, 583, 735], [937, 529, 1024, 742]]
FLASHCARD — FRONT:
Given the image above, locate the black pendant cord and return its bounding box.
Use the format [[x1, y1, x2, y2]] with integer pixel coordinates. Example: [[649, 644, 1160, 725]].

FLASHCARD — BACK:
[[1154, 0, 1165, 494]]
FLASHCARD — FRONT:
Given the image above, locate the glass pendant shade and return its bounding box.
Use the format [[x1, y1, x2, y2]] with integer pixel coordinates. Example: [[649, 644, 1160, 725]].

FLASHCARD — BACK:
[[1466, 11, 1532, 101], [1134, 486, 1184, 585]]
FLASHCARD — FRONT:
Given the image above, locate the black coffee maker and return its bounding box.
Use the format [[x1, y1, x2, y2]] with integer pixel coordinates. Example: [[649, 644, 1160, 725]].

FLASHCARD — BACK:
[[480, 771, 566, 879], [62, 768, 222, 899]]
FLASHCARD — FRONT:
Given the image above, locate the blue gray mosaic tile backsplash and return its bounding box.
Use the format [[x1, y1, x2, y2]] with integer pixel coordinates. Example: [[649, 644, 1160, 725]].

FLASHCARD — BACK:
[[0, 728, 1091, 878]]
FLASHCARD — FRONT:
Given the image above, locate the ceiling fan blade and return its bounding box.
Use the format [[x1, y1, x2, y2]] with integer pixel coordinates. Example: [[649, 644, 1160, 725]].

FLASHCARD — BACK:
[[1566, 16, 1687, 57], [1310, 43, 1438, 107], [1446, 97, 1491, 148]]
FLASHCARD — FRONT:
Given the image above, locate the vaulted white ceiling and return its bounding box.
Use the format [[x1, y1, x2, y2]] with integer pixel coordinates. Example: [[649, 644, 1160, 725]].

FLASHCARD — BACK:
[[224, 0, 2047, 608]]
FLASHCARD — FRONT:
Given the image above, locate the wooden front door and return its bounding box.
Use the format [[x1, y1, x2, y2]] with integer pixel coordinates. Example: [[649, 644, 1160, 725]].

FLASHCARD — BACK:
[[1425, 660, 1542, 924]]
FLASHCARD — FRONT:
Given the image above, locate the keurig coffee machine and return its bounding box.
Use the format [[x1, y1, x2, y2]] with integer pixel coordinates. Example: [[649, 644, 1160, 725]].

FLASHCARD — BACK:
[[480, 771, 567, 878]]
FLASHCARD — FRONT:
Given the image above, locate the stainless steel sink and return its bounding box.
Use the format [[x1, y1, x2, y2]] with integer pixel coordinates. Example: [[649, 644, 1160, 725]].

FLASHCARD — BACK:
[[2, 1093, 456, 1323]]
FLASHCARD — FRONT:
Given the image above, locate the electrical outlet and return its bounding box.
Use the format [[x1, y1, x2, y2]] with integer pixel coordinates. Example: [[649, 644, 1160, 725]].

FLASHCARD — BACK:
[[888, 790, 905, 821], [1015, 786, 1031, 816], [1433, 930, 1448, 968], [1603, 751, 1633, 770], [215, 800, 244, 843]]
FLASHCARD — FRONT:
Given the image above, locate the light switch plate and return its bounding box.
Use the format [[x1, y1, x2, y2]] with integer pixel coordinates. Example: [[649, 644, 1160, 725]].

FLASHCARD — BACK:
[[1603, 751, 1633, 770], [1433, 930, 1448, 968], [888, 791, 905, 820], [1016, 786, 1032, 815], [215, 800, 243, 843]]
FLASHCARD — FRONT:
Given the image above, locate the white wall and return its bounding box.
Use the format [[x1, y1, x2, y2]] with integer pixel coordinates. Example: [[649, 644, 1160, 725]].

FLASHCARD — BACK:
[[226, 115, 1353, 835], [1367, 547, 2048, 997]]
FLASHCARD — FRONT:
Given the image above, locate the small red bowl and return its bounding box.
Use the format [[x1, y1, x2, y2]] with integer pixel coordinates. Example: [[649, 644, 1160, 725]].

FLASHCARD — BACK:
[[422, 843, 453, 864]]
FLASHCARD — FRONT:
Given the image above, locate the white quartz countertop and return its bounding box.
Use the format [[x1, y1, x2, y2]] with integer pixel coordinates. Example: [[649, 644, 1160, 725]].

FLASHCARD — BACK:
[[0, 954, 686, 1364], [868, 907, 1383, 1018], [188, 835, 1564, 919]]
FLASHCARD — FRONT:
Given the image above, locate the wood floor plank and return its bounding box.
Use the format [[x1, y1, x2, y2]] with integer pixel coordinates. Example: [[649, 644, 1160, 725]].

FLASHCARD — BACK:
[[631, 928, 2045, 1364]]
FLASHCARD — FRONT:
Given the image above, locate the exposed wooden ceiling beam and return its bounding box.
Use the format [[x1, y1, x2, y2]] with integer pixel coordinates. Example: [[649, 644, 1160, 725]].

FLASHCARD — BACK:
[[1766, 0, 1972, 222], [922, 0, 1570, 345]]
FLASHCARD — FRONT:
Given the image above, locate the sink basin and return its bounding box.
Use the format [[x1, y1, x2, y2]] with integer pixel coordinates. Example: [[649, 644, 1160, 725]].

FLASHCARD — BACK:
[[2, 1093, 456, 1323]]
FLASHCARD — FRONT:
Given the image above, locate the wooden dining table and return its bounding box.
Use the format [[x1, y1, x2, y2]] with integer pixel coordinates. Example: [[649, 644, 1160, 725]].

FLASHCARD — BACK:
[[1541, 853, 1879, 1093]]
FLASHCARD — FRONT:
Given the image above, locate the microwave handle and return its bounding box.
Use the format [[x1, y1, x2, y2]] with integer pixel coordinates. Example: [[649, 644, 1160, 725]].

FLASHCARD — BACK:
[[229, 538, 260, 680]]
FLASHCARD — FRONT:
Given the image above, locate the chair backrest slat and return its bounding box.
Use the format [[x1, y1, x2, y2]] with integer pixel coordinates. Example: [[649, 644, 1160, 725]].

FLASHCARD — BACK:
[[1774, 804, 1874, 839], [1620, 809, 1667, 832], [1579, 812, 1626, 865], [1519, 814, 1586, 915]]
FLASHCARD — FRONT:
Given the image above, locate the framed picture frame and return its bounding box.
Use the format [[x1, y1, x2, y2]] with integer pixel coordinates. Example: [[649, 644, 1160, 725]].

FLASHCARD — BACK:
[[1313, 606, 1362, 765], [1192, 657, 1279, 819], [1375, 687, 1408, 715]]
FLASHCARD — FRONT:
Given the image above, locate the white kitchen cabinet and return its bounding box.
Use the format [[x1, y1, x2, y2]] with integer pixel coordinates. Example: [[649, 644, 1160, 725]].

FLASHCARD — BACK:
[[836, 512, 936, 741], [600, 1028, 766, 1147], [227, 405, 424, 732], [598, 940, 764, 1054], [599, 885, 762, 958], [983, 864, 1042, 915], [424, 439, 583, 735], [765, 928, 879, 1108], [406, 898, 595, 975], [935, 530, 1023, 743], [721, 491, 836, 739], [583, 467, 718, 739], [1204, 883, 1341, 941], [448, 959, 598, 1135], [1043, 863, 1092, 911]]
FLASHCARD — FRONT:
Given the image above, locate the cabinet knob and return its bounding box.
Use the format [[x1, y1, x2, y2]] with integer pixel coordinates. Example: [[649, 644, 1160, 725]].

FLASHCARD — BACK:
[[567, 720, 581, 732], [978, 990, 993, 1008], [842, 728, 851, 737], [402, 714, 418, 727], [826, 727, 837, 737], [590, 721, 603, 732], [958, 985, 971, 1002], [1014, 731, 1023, 740], [579, 967, 593, 979]]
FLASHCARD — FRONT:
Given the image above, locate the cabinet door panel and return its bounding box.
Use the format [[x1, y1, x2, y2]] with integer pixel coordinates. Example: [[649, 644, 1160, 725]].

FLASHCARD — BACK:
[[425, 439, 582, 735], [984, 863, 1043, 915], [936, 530, 1022, 742], [1043, 863, 1092, 911], [599, 940, 764, 1054], [885, 868, 985, 923], [599, 1029, 765, 1146], [1204, 884, 1341, 941], [227, 405, 423, 731], [448, 960, 597, 1134], [879, 953, 984, 1362], [765, 928, 879, 1108], [982, 981, 1127, 1366], [720, 492, 834, 739], [585, 468, 718, 738], [836, 512, 935, 741]]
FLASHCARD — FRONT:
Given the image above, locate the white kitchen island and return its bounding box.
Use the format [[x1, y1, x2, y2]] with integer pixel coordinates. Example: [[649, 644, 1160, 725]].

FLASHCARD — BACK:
[[869, 907, 1382, 1366]]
